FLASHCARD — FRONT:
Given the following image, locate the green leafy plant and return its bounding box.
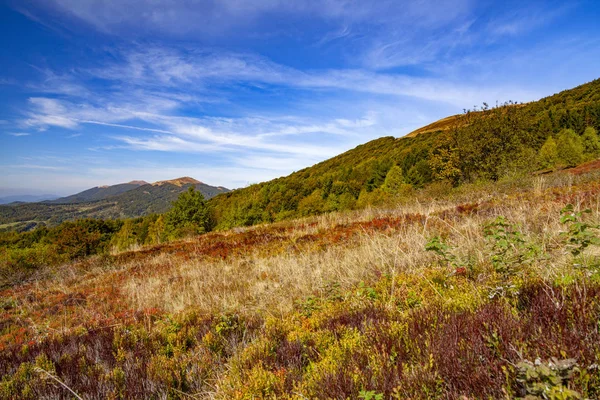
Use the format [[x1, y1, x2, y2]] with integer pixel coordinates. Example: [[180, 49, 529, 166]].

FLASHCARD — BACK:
[[425, 236, 470, 272], [484, 216, 538, 276], [516, 358, 582, 399], [356, 282, 378, 300], [560, 204, 600, 257], [359, 390, 384, 400]]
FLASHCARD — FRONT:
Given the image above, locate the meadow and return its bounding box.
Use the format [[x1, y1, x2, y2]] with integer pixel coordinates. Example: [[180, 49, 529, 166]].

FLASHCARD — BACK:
[[1, 166, 599, 399]]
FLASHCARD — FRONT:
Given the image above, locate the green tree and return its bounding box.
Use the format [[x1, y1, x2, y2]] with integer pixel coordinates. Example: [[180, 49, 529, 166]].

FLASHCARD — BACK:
[[537, 136, 559, 169], [406, 159, 433, 188], [111, 220, 137, 251], [429, 134, 462, 186], [165, 187, 212, 238], [297, 189, 325, 216], [382, 165, 404, 193], [147, 215, 165, 244], [581, 126, 600, 158], [556, 129, 584, 167]]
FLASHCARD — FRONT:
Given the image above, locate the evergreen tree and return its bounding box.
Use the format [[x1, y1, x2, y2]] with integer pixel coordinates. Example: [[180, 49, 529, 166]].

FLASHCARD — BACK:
[[165, 187, 212, 238], [556, 129, 584, 167], [582, 126, 600, 158], [537, 136, 559, 169], [382, 166, 404, 193]]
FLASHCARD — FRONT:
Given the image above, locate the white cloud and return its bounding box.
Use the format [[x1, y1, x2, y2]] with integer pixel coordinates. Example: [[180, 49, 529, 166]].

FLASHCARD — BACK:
[[76, 45, 543, 108], [7, 132, 31, 137], [486, 5, 571, 38], [5, 164, 67, 171], [22, 0, 472, 36], [24, 97, 78, 129]]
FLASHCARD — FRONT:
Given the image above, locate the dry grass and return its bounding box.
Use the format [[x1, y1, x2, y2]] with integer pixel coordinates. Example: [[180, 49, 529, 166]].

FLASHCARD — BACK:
[[2, 171, 600, 399], [2, 171, 598, 349], [121, 179, 599, 317]]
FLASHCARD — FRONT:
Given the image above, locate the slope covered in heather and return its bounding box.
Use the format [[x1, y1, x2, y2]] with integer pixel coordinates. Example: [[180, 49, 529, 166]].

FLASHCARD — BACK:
[[1, 166, 600, 399]]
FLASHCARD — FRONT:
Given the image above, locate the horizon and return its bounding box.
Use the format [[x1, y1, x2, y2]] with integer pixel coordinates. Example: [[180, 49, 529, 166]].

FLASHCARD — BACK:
[[1, 0, 600, 196]]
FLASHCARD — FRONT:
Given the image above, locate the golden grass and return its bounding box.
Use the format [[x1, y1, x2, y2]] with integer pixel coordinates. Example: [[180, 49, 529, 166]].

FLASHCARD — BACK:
[[121, 181, 599, 317], [2, 170, 598, 349]]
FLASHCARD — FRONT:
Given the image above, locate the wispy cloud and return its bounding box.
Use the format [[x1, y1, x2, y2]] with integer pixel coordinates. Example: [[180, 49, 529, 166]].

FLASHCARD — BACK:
[[3, 0, 597, 194], [24, 97, 78, 129], [7, 132, 31, 137], [22, 0, 473, 36], [486, 4, 572, 38], [316, 25, 353, 46], [75, 45, 540, 107], [5, 164, 67, 171]]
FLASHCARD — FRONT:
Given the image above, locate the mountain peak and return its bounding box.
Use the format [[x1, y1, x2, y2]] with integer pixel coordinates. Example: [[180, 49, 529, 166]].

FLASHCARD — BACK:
[[128, 180, 149, 186], [152, 177, 202, 187]]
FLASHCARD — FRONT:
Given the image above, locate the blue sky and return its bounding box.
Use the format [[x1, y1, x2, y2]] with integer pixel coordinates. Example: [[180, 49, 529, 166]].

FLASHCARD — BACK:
[[1, 0, 599, 196]]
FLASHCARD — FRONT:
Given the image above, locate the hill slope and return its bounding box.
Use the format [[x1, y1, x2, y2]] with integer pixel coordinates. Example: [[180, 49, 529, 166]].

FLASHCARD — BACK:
[[1, 167, 600, 398], [209, 78, 600, 229], [0, 194, 59, 205], [0, 178, 229, 230], [46, 181, 149, 204]]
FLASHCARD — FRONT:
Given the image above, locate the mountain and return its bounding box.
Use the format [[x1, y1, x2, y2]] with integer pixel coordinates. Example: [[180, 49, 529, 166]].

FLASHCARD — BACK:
[[0, 194, 59, 204], [0, 177, 229, 230], [46, 181, 149, 204], [153, 177, 201, 186], [209, 78, 600, 229]]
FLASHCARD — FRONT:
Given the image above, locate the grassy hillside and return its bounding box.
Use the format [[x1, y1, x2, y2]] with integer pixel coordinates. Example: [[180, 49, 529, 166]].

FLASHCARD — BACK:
[[0, 180, 229, 231], [1, 167, 599, 398], [405, 113, 465, 137], [209, 78, 600, 230], [1, 79, 600, 398]]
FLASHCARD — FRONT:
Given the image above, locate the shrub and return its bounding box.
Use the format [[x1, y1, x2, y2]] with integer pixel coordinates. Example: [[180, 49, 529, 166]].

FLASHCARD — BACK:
[[560, 204, 600, 267], [516, 358, 582, 399], [484, 216, 539, 277]]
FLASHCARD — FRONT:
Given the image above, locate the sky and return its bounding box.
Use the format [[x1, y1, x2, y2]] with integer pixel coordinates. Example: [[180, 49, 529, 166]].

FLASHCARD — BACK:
[[1, 0, 599, 196]]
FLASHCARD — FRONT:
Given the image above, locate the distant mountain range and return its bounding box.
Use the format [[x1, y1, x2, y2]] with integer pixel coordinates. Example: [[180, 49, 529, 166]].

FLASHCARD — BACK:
[[44, 181, 149, 204], [0, 177, 229, 231], [0, 194, 60, 205]]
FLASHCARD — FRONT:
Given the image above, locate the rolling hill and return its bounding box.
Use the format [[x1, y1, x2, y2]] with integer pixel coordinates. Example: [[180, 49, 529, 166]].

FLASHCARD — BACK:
[[1, 78, 600, 399], [2, 163, 600, 398], [0, 177, 229, 230], [0, 194, 59, 205], [209, 78, 600, 229], [45, 181, 149, 204]]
